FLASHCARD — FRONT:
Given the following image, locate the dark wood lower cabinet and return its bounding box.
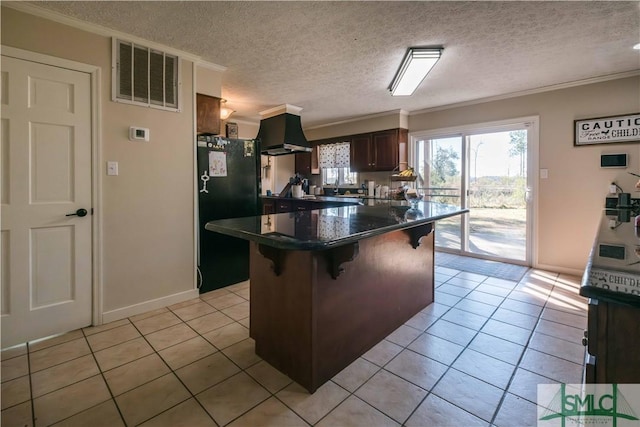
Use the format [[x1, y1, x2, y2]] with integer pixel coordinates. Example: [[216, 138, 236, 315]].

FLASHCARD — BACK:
[[276, 200, 293, 213], [262, 200, 275, 214], [584, 298, 640, 383], [261, 198, 359, 214]]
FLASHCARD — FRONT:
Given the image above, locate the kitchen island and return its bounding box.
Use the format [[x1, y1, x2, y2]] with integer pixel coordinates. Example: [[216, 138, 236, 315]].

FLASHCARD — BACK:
[[206, 201, 467, 392], [579, 208, 640, 383]]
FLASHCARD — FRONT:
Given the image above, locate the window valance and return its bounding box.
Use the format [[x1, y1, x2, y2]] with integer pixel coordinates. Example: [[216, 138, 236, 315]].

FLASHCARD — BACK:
[[318, 143, 350, 169]]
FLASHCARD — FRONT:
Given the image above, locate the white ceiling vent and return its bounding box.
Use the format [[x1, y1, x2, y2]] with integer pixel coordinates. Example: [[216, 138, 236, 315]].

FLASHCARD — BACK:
[[112, 38, 181, 112]]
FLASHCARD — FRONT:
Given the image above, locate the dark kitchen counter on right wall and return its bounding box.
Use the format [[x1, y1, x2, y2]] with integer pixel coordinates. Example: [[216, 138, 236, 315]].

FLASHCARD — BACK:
[[579, 208, 640, 384]]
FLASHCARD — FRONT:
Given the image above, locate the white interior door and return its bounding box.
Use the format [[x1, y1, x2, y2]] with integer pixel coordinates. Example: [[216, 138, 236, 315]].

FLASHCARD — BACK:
[[1, 55, 92, 348]]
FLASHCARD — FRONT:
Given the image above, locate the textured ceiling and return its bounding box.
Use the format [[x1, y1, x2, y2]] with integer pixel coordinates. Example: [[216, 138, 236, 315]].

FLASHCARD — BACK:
[[23, 1, 640, 127]]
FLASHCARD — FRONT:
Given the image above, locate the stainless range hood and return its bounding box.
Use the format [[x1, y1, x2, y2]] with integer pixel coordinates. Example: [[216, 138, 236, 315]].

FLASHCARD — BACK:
[[257, 104, 312, 156]]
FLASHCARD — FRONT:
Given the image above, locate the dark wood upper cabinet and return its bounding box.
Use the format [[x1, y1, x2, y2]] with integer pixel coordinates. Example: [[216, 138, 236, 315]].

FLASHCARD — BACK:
[[311, 143, 319, 174], [349, 129, 408, 172], [196, 93, 221, 135], [371, 130, 399, 171], [350, 134, 372, 172], [295, 152, 312, 177], [295, 140, 321, 176], [310, 128, 407, 173]]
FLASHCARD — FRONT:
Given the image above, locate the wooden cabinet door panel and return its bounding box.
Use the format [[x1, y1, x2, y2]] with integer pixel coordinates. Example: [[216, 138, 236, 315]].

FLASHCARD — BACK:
[[372, 130, 398, 171], [262, 200, 275, 214], [350, 134, 372, 172], [311, 143, 320, 175], [295, 152, 311, 177], [197, 93, 221, 135], [276, 200, 293, 213]]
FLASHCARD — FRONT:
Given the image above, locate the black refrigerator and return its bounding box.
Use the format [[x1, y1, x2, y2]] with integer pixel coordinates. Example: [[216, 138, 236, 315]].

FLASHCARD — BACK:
[[196, 135, 260, 293]]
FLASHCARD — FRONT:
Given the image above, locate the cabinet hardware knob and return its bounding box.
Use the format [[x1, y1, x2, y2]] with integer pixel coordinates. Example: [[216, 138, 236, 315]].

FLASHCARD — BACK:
[[582, 337, 588, 346]]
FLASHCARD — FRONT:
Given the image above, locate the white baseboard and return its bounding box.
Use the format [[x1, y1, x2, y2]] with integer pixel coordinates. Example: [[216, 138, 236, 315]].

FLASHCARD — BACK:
[[533, 262, 584, 278], [101, 288, 200, 324]]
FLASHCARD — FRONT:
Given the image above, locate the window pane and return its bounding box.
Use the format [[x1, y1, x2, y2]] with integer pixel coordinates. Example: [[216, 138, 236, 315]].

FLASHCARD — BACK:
[[149, 50, 164, 105], [342, 168, 358, 185], [324, 168, 339, 185], [133, 46, 149, 102], [165, 55, 177, 107], [118, 42, 132, 100]]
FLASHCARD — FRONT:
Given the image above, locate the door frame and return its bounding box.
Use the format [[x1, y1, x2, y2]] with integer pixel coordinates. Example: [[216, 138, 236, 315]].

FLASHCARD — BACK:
[[2, 46, 103, 327], [409, 116, 540, 267]]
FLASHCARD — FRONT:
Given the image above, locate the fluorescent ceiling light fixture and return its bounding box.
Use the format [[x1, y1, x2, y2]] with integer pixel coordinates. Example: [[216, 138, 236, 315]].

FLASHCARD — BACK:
[[634, 43, 640, 50], [389, 47, 442, 96]]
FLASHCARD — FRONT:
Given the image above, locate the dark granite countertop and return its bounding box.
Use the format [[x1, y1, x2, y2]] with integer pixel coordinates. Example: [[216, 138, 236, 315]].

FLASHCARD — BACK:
[[206, 200, 468, 251], [259, 195, 363, 205], [579, 208, 640, 307]]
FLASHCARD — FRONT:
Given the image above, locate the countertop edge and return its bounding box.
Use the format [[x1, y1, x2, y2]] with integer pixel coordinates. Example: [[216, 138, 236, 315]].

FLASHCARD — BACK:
[[579, 211, 640, 307], [260, 195, 364, 204], [205, 208, 468, 251]]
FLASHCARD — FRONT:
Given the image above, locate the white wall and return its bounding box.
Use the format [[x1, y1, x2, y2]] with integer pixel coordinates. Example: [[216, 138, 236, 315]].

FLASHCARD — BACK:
[[4, 5, 637, 292], [409, 77, 640, 273], [196, 66, 222, 98], [2, 6, 208, 319], [300, 77, 640, 273], [274, 155, 295, 195]]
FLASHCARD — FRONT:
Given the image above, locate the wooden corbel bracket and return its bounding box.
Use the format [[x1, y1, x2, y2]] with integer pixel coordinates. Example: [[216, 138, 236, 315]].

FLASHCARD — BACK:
[[405, 223, 434, 249], [326, 242, 359, 279], [258, 244, 285, 276]]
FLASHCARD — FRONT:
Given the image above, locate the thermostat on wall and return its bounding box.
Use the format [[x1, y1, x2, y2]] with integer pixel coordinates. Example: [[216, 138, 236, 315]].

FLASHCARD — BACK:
[[129, 127, 150, 142], [600, 153, 627, 168]]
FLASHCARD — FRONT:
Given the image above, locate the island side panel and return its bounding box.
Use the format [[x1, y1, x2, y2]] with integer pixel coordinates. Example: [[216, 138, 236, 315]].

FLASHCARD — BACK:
[[249, 223, 435, 393], [249, 243, 315, 388], [313, 225, 435, 389]]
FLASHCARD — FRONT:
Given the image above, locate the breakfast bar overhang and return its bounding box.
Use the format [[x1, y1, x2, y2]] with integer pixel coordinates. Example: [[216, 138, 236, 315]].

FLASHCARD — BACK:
[[206, 201, 467, 392]]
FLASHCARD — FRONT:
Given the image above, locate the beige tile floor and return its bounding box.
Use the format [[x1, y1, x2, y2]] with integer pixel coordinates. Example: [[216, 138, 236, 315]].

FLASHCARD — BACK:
[[1, 265, 587, 427]]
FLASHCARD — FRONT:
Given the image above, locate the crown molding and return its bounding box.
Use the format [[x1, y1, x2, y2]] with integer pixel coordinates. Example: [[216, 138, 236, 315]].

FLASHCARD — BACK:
[[3, 2, 226, 71], [195, 61, 227, 73], [410, 70, 640, 116], [305, 109, 407, 130], [226, 117, 259, 127], [307, 71, 639, 129]]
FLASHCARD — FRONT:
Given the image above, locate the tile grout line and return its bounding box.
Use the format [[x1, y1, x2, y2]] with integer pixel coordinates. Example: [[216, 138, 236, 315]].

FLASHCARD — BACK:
[[166, 297, 287, 427], [489, 273, 587, 423], [126, 298, 246, 426], [31, 298, 241, 427], [83, 322, 128, 426], [124, 311, 210, 426], [5, 267, 586, 427], [400, 272, 504, 425], [126, 290, 293, 427], [488, 273, 553, 426], [26, 342, 36, 427], [29, 329, 128, 427]]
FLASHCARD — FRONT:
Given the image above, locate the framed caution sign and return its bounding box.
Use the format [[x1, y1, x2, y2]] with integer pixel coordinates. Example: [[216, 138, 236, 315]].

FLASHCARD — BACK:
[[574, 113, 640, 146]]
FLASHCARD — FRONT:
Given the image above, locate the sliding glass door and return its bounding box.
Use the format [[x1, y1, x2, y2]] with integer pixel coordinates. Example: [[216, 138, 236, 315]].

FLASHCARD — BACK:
[[413, 119, 536, 265], [415, 136, 464, 251], [467, 130, 528, 261]]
